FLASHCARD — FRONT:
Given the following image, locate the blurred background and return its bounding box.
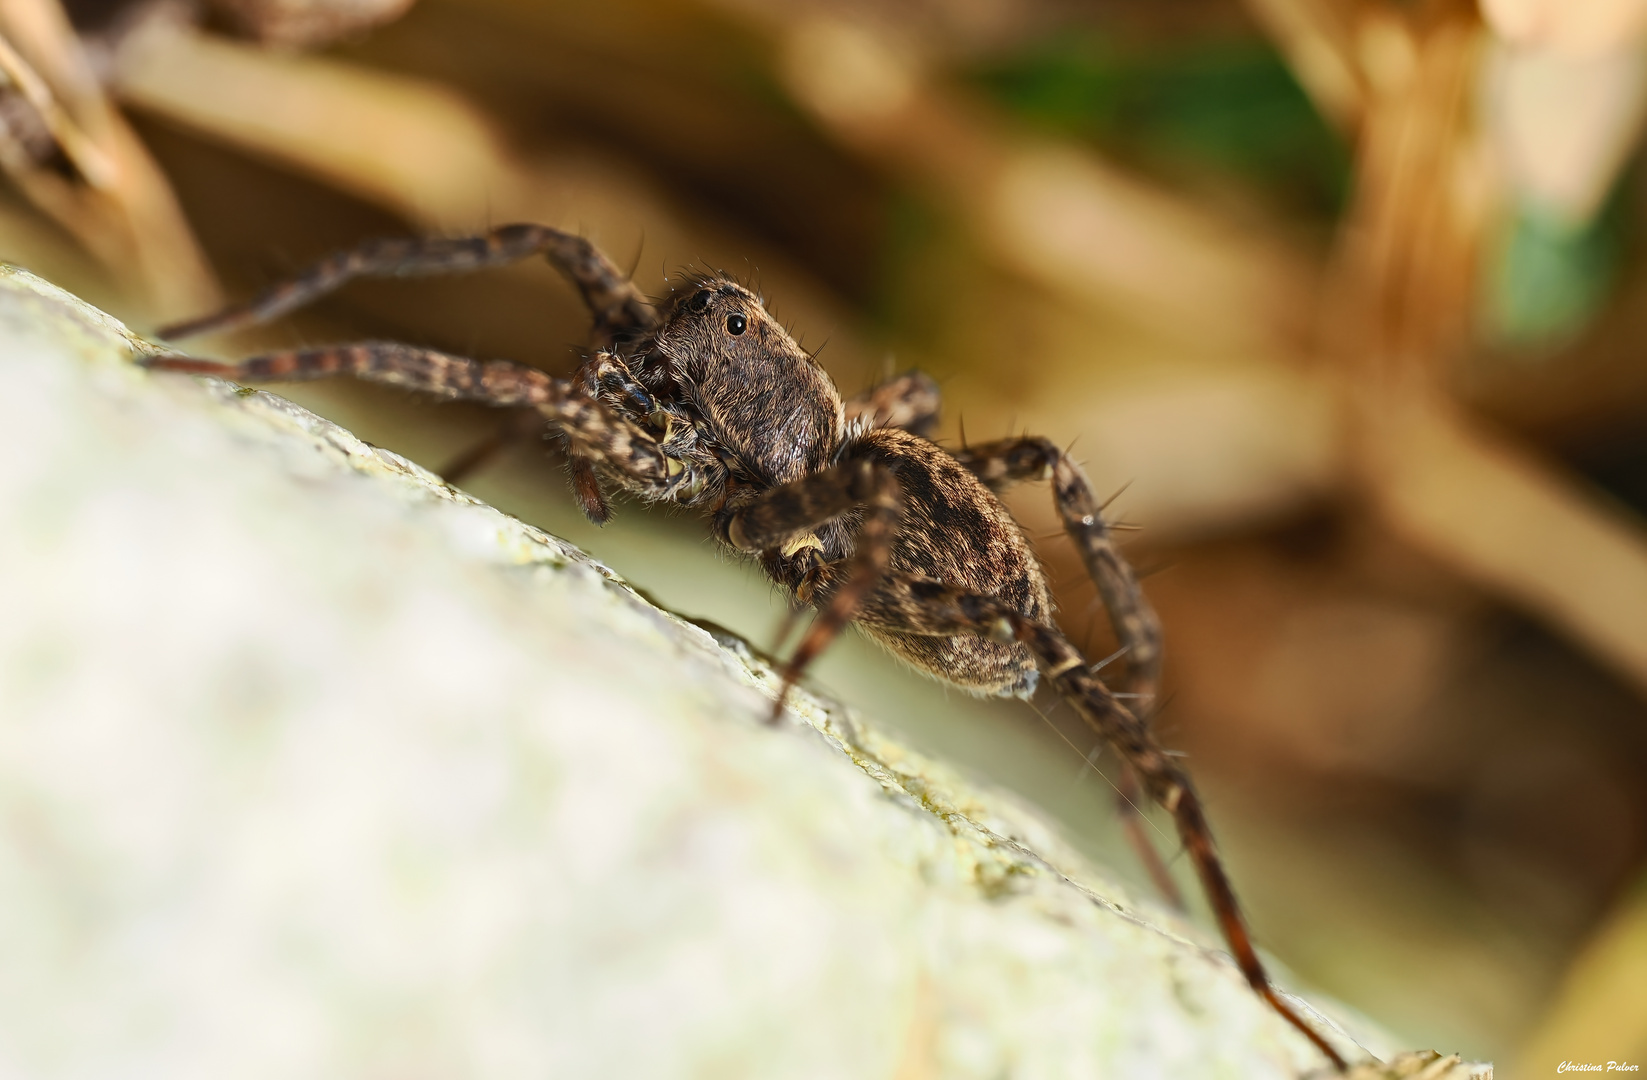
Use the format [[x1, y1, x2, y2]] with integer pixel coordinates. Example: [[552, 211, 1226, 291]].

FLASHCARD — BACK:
[[3, 0, 1647, 1072]]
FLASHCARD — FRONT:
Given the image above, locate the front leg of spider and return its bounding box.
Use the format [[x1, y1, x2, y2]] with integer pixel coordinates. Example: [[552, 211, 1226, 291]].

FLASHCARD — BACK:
[[156, 223, 657, 346], [155, 222, 662, 503], [139, 342, 712, 505], [716, 455, 902, 722]]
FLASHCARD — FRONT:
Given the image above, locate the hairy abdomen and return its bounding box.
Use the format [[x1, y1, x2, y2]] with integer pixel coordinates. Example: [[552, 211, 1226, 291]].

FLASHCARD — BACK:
[[846, 429, 1052, 697]]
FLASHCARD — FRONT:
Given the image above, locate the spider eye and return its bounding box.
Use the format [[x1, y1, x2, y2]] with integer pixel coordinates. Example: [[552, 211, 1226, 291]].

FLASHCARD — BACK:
[[726, 313, 747, 335], [686, 289, 713, 313]]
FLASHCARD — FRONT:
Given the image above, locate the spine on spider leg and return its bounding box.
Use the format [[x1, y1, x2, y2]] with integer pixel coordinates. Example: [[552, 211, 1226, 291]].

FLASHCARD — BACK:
[[531, 228, 658, 341], [1044, 454, 1162, 704], [1003, 615, 1348, 1071]]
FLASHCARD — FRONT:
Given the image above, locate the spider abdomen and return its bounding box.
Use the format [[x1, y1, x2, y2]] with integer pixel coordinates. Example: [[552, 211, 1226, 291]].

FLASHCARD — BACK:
[[848, 429, 1052, 697]]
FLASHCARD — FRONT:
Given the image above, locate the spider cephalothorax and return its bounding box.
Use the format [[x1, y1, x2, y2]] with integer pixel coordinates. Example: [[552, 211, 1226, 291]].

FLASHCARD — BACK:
[[644, 279, 845, 490], [145, 223, 1350, 1071]]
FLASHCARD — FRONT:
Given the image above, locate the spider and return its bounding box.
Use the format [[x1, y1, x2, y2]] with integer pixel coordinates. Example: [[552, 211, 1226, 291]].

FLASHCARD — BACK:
[[143, 222, 1349, 1071]]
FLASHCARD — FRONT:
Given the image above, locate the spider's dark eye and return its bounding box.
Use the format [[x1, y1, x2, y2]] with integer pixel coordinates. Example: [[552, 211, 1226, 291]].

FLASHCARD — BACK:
[[726, 313, 747, 335], [686, 289, 713, 313]]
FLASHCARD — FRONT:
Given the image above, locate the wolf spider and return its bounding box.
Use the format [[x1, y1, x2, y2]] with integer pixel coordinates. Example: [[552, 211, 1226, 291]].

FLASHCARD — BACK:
[[143, 223, 1348, 1070]]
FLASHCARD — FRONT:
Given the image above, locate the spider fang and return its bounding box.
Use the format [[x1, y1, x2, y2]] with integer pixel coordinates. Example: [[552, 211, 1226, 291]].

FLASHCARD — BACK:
[[780, 532, 825, 559]]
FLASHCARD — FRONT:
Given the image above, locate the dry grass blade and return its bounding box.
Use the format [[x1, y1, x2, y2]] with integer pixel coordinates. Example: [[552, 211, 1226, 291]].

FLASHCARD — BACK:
[[1241, 0, 1368, 130], [0, 26, 113, 185], [114, 17, 526, 228], [0, 0, 218, 318], [1359, 394, 1647, 702], [1329, 5, 1488, 386], [760, 13, 1314, 355]]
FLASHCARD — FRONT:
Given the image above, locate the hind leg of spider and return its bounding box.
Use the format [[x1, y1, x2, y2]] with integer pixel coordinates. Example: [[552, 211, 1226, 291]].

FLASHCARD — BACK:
[[851, 575, 1350, 1071], [716, 457, 902, 721], [158, 223, 656, 348], [844, 370, 941, 437], [141, 342, 703, 502], [953, 435, 1180, 906]]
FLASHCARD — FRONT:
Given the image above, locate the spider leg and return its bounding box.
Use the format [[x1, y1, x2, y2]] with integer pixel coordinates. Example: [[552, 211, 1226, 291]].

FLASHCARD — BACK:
[[718, 458, 901, 721], [579, 351, 660, 419], [158, 223, 657, 348], [439, 271, 667, 508], [953, 436, 1180, 906], [556, 350, 675, 524], [141, 343, 706, 500], [852, 576, 1348, 1071], [953, 436, 1162, 696], [843, 370, 941, 437], [565, 456, 611, 524]]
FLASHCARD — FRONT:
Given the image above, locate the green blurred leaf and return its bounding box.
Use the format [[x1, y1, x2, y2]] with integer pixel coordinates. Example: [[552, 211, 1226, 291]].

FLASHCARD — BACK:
[[968, 33, 1349, 216], [1483, 203, 1622, 352]]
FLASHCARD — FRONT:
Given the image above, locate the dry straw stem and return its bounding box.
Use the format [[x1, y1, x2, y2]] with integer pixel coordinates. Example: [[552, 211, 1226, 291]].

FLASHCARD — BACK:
[[112, 16, 528, 228], [0, 0, 217, 318], [1331, 5, 1488, 385], [0, 25, 115, 185], [0, 260, 1496, 1079], [204, 0, 417, 49], [109, 17, 872, 383], [767, 12, 1312, 358], [1240, 0, 1369, 131], [1358, 393, 1647, 704]]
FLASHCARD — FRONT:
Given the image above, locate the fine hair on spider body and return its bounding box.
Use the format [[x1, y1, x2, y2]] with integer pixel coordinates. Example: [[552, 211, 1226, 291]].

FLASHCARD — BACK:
[[143, 222, 1350, 1071]]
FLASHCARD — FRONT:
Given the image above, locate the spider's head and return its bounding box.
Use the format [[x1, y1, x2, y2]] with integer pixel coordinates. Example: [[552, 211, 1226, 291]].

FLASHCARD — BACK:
[[651, 277, 844, 487]]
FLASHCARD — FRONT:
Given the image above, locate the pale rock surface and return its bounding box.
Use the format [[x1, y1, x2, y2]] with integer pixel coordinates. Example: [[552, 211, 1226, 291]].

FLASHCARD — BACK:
[[0, 266, 1488, 1079]]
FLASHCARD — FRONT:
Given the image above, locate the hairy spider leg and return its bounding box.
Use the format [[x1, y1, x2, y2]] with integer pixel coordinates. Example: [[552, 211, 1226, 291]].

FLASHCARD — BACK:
[[952, 435, 1182, 909], [852, 575, 1349, 1071], [953, 437, 1163, 690], [485, 343, 666, 520], [140, 343, 710, 501], [767, 370, 938, 663], [843, 370, 942, 438], [156, 223, 662, 504], [558, 350, 677, 523], [717, 457, 902, 721], [158, 223, 658, 347]]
